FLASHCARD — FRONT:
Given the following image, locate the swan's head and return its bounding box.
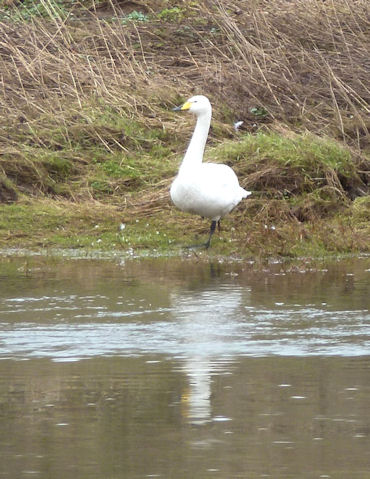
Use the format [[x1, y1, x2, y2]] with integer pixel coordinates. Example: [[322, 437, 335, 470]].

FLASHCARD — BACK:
[[173, 95, 212, 116]]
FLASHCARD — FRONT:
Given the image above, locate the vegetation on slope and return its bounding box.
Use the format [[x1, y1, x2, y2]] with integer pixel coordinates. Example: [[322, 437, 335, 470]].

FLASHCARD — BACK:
[[0, 0, 369, 258]]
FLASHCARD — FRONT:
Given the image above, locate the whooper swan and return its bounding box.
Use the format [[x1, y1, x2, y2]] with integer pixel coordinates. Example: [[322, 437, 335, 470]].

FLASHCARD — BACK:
[[171, 95, 251, 248]]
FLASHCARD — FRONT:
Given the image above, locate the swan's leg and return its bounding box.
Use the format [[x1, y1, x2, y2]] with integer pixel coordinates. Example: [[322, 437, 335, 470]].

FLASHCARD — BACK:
[[217, 220, 221, 232], [204, 220, 217, 249], [183, 220, 217, 250]]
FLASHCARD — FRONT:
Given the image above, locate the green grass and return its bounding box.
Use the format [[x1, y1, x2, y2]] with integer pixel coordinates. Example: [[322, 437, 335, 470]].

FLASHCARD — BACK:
[[1, 99, 179, 199], [0, 0, 69, 21], [157, 7, 186, 22], [0, 200, 178, 252], [211, 132, 356, 175], [120, 11, 149, 24], [0, 128, 368, 258], [210, 132, 363, 204]]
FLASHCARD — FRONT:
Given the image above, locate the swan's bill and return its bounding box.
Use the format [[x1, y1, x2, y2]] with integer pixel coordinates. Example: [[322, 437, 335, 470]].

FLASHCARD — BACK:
[[173, 101, 192, 112]]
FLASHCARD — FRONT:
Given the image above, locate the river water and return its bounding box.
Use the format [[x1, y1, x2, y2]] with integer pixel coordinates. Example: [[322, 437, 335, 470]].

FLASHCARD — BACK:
[[0, 253, 369, 478]]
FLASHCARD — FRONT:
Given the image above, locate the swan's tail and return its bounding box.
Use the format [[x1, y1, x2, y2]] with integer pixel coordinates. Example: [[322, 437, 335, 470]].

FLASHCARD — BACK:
[[241, 188, 252, 199]]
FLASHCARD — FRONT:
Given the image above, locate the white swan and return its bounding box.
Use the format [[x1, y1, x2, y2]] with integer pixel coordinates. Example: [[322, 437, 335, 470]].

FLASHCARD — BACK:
[[171, 95, 251, 248]]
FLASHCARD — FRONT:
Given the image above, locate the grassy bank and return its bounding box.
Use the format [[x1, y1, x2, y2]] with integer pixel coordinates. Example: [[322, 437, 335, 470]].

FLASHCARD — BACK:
[[0, 0, 369, 258]]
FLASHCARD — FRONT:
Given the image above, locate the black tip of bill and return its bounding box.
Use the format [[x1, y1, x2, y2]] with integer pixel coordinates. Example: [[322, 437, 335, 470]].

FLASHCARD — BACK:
[[172, 106, 182, 111]]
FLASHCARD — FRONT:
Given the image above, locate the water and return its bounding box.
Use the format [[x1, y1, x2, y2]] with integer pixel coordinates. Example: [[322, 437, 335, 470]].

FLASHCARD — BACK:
[[0, 254, 369, 478]]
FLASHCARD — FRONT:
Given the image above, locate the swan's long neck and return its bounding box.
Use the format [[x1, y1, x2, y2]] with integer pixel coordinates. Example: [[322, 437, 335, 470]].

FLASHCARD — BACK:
[[180, 109, 211, 173]]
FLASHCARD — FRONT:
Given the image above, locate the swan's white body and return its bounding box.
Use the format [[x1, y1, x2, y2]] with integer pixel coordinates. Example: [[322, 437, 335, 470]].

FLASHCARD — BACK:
[[171, 162, 247, 221], [170, 95, 250, 247]]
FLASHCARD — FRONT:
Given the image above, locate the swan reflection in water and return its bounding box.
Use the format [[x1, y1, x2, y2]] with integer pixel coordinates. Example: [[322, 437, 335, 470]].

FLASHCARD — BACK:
[[170, 285, 246, 425]]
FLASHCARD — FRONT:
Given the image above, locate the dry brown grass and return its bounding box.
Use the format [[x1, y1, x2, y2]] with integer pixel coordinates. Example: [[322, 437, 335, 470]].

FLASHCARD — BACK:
[[1, 0, 368, 140], [202, 0, 369, 146], [0, 16, 156, 121]]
